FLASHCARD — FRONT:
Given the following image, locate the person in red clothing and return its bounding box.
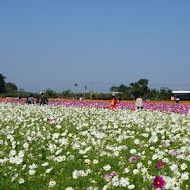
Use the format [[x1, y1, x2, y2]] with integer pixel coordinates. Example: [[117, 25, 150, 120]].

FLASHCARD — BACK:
[[110, 96, 117, 109]]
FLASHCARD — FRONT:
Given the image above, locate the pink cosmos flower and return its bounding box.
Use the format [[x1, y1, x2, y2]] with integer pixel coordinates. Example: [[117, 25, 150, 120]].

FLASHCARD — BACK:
[[169, 151, 179, 156], [155, 161, 164, 169], [104, 171, 118, 181], [153, 176, 165, 189], [109, 171, 117, 177], [104, 174, 110, 181], [130, 156, 138, 163]]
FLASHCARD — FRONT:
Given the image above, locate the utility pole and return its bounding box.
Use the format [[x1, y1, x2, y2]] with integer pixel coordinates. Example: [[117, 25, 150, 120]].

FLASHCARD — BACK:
[[84, 85, 87, 100], [90, 82, 93, 100]]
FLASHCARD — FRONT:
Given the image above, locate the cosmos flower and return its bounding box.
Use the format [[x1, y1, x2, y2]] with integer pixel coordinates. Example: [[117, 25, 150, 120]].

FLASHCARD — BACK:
[[130, 156, 138, 163], [153, 176, 165, 189], [155, 161, 164, 169]]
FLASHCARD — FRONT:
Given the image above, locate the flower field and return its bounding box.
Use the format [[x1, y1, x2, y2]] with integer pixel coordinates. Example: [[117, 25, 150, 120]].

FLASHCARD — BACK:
[[0, 102, 190, 189]]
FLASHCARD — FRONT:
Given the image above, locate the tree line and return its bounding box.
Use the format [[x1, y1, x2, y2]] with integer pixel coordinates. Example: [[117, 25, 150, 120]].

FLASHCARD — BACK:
[[110, 78, 172, 100], [0, 73, 172, 100]]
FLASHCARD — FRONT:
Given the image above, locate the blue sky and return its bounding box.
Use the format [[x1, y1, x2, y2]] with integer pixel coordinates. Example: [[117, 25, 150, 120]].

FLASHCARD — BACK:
[[0, 0, 189, 93]]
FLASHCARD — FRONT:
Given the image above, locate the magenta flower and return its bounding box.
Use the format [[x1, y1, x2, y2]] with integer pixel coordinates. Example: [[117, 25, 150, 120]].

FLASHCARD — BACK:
[[155, 161, 164, 169], [153, 176, 165, 189]]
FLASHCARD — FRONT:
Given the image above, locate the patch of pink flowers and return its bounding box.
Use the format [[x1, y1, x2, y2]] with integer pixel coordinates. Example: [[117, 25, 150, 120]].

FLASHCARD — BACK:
[[169, 151, 179, 156], [1, 98, 190, 114], [153, 176, 165, 189], [104, 171, 117, 181]]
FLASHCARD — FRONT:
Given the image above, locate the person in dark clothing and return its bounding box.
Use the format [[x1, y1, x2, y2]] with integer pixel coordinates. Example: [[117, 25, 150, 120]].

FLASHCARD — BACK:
[[39, 93, 48, 105], [18, 94, 22, 100]]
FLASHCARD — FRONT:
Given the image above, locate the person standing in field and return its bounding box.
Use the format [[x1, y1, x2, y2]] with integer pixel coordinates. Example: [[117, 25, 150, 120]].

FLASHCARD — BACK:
[[39, 93, 48, 105], [135, 95, 144, 110], [110, 96, 117, 109], [26, 94, 35, 104]]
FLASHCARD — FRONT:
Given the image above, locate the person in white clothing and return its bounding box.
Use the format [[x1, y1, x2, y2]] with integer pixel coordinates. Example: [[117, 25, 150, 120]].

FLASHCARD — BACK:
[[135, 95, 144, 110]]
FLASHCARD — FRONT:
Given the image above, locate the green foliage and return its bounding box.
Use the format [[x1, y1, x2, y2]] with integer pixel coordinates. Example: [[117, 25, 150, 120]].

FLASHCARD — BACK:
[[60, 89, 72, 98], [5, 82, 18, 92], [109, 78, 172, 100], [0, 105, 190, 189], [45, 88, 57, 98], [0, 73, 6, 93], [0, 73, 173, 100]]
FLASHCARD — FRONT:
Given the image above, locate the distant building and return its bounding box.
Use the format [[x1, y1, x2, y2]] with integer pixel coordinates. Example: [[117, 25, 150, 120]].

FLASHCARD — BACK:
[[172, 90, 190, 100], [112, 91, 121, 96]]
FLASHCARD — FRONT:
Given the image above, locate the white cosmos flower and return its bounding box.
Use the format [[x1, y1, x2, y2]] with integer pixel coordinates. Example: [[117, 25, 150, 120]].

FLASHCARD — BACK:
[[111, 176, 120, 187], [181, 163, 187, 170], [45, 168, 53, 174], [124, 168, 130, 173], [65, 187, 74, 190], [52, 133, 59, 139], [54, 155, 66, 162], [42, 162, 49, 167], [148, 161, 152, 165], [29, 163, 38, 169], [113, 151, 119, 156], [10, 150, 16, 156], [134, 139, 140, 145], [120, 177, 129, 187], [18, 150, 25, 158], [56, 124, 61, 129], [149, 135, 158, 143], [48, 180, 56, 187], [28, 169, 36, 175], [170, 164, 178, 172], [181, 172, 189, 180], [133, 169, 139, 175], [92, 159, 98, 164], [84, 159, 91, 164], [130, 149, 136, 154], [19, 178, 25, 184], [152, 154, 158, 160], [14, 156, 23, 165], [128, 184, 135, 189], [103, 165, 111, 171], [72, 170, 79, 179]]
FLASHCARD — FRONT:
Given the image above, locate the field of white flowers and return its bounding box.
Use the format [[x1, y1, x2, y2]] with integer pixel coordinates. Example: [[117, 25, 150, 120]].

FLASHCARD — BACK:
[[0, 103, 190, 190]]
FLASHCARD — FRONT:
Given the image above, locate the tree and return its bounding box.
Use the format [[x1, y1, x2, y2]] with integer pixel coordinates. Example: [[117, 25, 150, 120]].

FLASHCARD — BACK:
[[158, 87, 172, 100], [118, 84, 127, 93], [62, 89, 72, 98], [0, 73, 6, 93], [5, 82, 18, 92], [147, 88, 159, 100], [130, 78, 150, 98], [110, 86, 118, 92], [45, 88, 57, 98], [18, 88, 25, 93]]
